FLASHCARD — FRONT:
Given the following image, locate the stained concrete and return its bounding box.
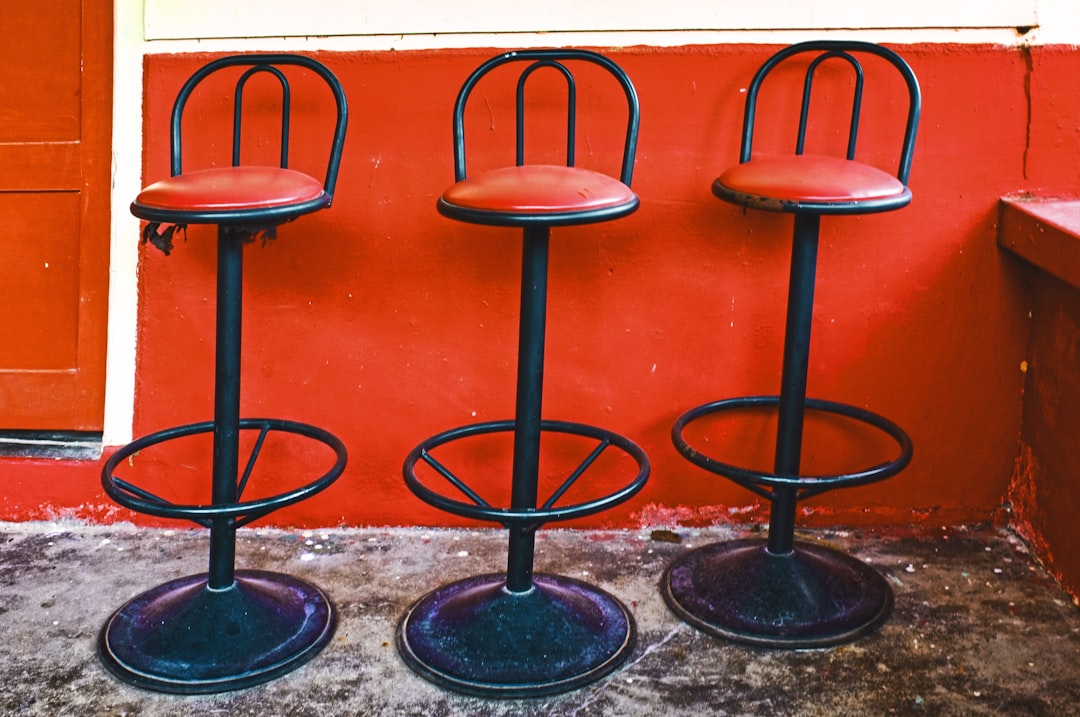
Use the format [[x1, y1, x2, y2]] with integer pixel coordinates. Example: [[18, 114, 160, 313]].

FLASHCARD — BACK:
[[1, 522, 1078, 716]]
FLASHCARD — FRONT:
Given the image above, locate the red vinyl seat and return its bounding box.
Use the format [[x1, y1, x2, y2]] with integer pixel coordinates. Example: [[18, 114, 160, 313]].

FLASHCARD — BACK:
[[134, 166, 328, 216], [440, 164, 636, 218], [714, 154, 908, 210]]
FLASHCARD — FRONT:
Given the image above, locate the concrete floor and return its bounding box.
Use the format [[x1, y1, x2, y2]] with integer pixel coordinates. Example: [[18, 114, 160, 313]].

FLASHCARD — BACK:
[[2, 521, 1078, 716]]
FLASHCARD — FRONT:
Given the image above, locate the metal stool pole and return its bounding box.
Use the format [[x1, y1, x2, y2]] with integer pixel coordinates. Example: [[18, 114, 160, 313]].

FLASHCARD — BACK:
[[506, 226, 549, 593], [208, 228, 244, 589], [768, 213, 819, 556]]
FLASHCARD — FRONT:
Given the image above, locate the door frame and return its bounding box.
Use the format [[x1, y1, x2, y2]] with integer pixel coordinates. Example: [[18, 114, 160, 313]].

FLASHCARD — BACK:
[[103, 0, 145, 446]]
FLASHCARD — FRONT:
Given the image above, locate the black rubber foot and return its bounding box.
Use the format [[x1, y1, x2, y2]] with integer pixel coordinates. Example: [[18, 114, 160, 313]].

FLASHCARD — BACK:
[[98, 570, 336, 693], [397, 573, 636, 698], [662, 538, 892, 649]]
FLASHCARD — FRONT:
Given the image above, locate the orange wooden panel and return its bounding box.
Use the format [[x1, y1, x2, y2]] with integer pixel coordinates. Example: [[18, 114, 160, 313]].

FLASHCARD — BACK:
[[0, 0, 111, 430], [0, 144, 81, 192], [0, 0, 82, 143], [0, 192, 81, 369]]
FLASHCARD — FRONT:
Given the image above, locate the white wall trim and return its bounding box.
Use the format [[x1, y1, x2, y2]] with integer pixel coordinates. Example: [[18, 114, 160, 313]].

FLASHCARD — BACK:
[[104, 0, 145, 445], [143, 0, 1040, 42], [135, 29, 1041, 56]]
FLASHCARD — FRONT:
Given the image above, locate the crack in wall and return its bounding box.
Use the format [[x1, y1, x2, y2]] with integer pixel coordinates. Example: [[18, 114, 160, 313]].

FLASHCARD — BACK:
[[1019, 42, 1034, 181]]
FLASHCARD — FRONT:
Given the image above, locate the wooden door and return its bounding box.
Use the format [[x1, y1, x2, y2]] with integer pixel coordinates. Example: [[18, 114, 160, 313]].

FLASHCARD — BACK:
[[0, 1, 112, 431]]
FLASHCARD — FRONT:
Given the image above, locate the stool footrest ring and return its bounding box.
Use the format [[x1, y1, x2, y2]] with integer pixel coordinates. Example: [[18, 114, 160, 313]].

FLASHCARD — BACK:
[[101, 418, 347, 527], [671, 395, 912, 498], [403, 419, 649, 527]]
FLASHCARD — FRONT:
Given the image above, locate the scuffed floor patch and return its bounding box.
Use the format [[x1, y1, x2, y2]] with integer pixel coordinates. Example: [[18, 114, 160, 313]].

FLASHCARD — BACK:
[[0, 523, 1078, 716]]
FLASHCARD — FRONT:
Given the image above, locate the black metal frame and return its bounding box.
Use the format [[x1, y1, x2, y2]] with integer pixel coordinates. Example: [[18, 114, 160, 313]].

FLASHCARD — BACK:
[[402, 224, 649, 596], [398, 49, 649, 698], [713, 40, 921, 216], [100, 54, 348, 693], [436, 49, 640, 227], [665, 41, 920, 648], [739, 41, 920, 182], [132, 54, 349, 225], [404, 419, 649, 528]]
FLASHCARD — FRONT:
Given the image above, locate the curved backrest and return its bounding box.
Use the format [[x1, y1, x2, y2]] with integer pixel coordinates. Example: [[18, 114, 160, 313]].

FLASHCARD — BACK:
[[450, 49, 640, 186], [738, 41, 921, 185], [169, 54, 349, 199]]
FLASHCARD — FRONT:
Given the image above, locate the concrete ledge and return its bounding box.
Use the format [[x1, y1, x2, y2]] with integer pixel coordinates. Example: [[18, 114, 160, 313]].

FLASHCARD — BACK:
[[998, 195, 1080, 288]]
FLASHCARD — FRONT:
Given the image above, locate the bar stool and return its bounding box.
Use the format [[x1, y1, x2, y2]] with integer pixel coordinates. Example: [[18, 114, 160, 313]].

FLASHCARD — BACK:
[[397, 49, 650, 698], [99, 54, 348, 693], [664, 41, 920, 648]]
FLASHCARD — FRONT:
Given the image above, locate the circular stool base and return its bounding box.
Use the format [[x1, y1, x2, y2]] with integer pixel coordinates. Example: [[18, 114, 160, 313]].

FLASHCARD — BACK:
[[397, 573, 636, 698], [99, 570, 336, 693], [662, 538, 892, 649]]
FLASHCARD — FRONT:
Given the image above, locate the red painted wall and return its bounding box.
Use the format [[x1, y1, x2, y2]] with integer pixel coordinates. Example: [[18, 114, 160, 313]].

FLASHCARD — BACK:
[[0, 44, 1061, 536]]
